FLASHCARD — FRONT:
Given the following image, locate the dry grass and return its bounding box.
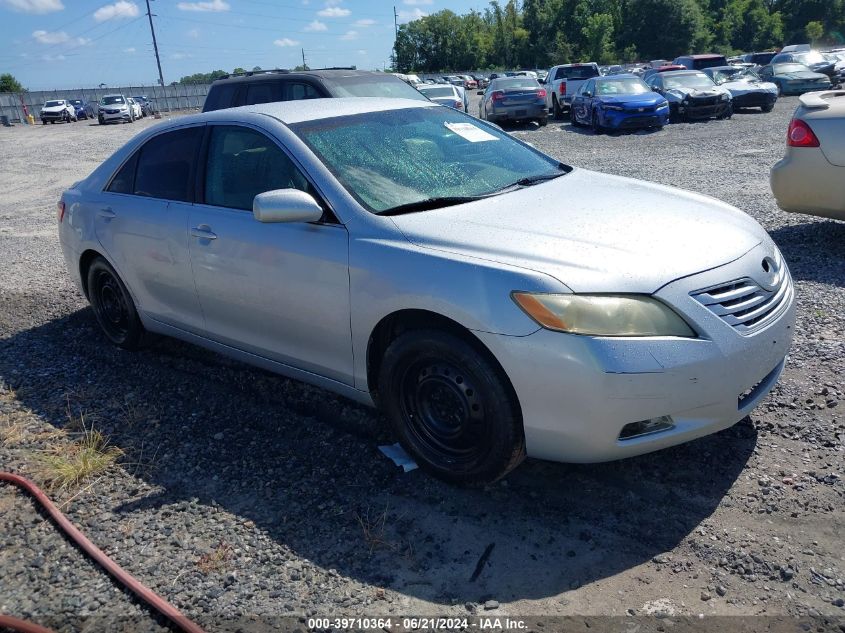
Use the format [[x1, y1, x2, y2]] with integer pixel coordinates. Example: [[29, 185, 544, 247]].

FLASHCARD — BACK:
[[34, 414, 123, 490], [197, 540, 234, 574], [354, 506, 414, 560]]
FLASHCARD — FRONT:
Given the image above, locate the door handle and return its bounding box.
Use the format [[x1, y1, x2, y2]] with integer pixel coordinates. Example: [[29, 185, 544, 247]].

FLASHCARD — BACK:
[[191, 225, 217, 240], [98, 207, 116, 219]]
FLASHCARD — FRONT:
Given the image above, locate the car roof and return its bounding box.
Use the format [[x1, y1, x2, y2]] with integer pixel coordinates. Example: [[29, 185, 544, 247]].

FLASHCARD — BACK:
[[597, 73, 639, 80], [210, 68, 384, 84], [683, 54, 725, 59], [705, 66, 740, 72], [207, 97, 437, 125], [660, 70, 706, 76]]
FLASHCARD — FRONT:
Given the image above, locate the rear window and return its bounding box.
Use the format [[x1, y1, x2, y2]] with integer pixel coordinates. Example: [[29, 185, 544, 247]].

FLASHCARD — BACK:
[[419, 86, 456, 98], [555, 65, 600, 80], [202, 83, 238, 112], [326, 75, 429, 101], [44, 100, 63, 107], [692, 56, 727, 70], [493, 78, 539, 90]]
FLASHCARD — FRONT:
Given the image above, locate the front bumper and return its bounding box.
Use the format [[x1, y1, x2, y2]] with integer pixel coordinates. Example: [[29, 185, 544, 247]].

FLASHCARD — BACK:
[[99, 109, 130, 122], [771, 147, 845, 220], [731, 91, 777, 108], [600, 107, 670, 129], [474, 244, 795, 463], [677, 99, 731, 119], [781, 81, 830, 95], [41, 111, 68, 121]]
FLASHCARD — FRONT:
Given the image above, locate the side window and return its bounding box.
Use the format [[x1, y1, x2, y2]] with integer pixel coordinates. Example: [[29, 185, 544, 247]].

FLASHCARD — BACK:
[[204, 125, 312, 211], [134, 127, 203, 202], [286, 82, 322, 100], [106, 152, 139, 194], [245, 82, 280, 106]]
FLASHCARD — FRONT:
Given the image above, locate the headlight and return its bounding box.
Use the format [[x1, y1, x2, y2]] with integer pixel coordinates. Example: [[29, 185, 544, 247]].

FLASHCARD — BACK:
[[512, 293, 696, 337], [720, 93, 730, 101]]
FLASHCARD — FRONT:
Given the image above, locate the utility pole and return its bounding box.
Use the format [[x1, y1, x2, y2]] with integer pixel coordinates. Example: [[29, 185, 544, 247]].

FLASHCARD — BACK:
[[392, 5, 399, 71], [301, 48, 307, 69], [145, 0, 165, 87]]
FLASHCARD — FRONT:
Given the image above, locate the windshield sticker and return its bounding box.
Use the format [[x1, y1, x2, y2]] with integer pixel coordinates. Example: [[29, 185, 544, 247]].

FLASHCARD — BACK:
[[444, 122, 499, 143]]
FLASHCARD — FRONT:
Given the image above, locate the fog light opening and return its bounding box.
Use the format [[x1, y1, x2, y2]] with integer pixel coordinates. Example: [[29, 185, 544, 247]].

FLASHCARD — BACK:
[[618, 416, 675, 441]]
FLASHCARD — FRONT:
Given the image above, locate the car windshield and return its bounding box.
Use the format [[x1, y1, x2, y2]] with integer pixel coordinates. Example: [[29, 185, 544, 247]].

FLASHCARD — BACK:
[[493, 78, 538, 90], [774, 64, 809, 74], [44, 100, 63, 107], [291, 107, 565, 214], [795, 51, 828, 65], [663, 74, 714, 89], [101, 96, 125, 105], [595, 78, 650, 95], [323, 75, 429, 101], [709, 68, 742, 83], [419, 86, 455, 98]]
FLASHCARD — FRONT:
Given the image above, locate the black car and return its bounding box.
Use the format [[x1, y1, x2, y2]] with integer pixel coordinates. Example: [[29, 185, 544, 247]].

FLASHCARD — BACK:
[[742, 51, 777, 66], [770, 51, 838, 83], [131, 95, 154, 116], [202, 68, 429, 112]]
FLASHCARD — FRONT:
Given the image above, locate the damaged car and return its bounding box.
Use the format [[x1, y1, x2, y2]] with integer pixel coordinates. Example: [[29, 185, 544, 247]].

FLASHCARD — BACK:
[[702, 66, 778, 112], [646, 70, 732, 121]]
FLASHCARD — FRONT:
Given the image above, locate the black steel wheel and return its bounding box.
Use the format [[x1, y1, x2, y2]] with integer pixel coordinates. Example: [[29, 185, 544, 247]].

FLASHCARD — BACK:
[[87, 257, 144, 350], [379, 330, 525, 485], [552, 95, 563, 119]]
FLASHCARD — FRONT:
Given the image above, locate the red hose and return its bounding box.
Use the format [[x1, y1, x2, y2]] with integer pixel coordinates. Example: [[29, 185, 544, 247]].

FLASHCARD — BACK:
[[0, 472, 207, 633]]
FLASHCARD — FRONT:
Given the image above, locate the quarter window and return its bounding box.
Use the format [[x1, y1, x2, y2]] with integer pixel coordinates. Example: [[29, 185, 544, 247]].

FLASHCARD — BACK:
[[204, 125, 311, 211], [134, 127, 203, 202], [286, 82, 321, 100]]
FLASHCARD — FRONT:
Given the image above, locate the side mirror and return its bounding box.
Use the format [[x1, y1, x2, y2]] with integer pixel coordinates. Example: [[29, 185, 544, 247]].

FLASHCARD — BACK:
[[538, 78, 546, 84], [477, 90, 484, 95], [253, 189, 323, 223]]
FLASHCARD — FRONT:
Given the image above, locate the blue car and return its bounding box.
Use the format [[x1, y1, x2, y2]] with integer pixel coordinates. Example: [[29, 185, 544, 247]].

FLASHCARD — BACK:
[[570, 74, 670, 132], [68, 99, 93, 120]]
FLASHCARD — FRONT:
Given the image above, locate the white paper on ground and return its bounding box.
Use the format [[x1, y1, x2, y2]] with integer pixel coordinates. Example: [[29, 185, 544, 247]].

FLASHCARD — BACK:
[[444, 122, 499, 143], [378, 443, 418, 472]]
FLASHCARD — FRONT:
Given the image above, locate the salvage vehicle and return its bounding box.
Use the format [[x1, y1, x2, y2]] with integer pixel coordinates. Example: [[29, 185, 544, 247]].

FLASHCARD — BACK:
[[68, 99, 92, 120], [770, 51, 838, 85], [546, 62, 601, 118], [478, 76, 547, 126], [771, 90, 845, 221], [40, 99, 77, 124], [58, 98, 795, 484], [702, 66, 778, 112], [757, 63, 832, 95], [646, 70, 732, 121], [417, 84, 467, 111], [98, 94, 136, 124], [672, 54, 728, 71], [569, 74, 669, 132]]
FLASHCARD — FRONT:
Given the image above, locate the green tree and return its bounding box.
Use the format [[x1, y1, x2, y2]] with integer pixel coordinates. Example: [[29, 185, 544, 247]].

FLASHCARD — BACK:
[[0, 73, 24, 93], [581, 13, 615, 63], [621, 0, 710, 60], [805, 20, 824, 44]]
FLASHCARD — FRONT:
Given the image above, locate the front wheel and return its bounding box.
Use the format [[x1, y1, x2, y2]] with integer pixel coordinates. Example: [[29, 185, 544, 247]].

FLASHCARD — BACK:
[[87, 257, 145, 350], [591, 110, 603, 134], [378, 330, 525, 485], [762, 104, 773, 113], [552, 96, 562, 119]]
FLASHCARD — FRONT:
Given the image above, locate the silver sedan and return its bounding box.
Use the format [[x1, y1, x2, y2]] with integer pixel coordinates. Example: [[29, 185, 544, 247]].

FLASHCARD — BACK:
[[58, 98, 795, 484]]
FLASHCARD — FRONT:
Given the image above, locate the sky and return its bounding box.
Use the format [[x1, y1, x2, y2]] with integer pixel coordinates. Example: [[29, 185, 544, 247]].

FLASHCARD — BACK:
[[1, 0, 486, 90]]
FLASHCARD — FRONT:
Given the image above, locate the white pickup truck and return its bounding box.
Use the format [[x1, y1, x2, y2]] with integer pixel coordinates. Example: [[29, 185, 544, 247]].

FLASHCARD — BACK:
[[545, 62, 601, 118], [40, 99, 77, 124]]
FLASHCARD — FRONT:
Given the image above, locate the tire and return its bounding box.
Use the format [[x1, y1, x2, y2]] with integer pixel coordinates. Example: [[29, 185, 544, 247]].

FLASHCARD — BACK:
[[762, 104, 773, 113], [538, 117, 548, 127], [87, 257, 145, 350], [42, 119, 47, 125], [552, 95, 562, 119], [378, 330, 525, 485], [719, 104, 733, 120]]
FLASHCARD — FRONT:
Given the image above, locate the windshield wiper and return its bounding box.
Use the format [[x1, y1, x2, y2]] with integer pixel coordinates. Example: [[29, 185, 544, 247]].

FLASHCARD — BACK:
[[378, 196, 486, 216], [492, 166, 571, 193]]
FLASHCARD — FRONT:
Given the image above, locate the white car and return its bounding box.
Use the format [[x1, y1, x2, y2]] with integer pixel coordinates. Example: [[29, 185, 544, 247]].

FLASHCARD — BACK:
[[97, 94, 136, 125], [127, 98, 143, 120], [771, 89, 845, 220], [40, 99, 77, 124], [545, 62, 601, 118]]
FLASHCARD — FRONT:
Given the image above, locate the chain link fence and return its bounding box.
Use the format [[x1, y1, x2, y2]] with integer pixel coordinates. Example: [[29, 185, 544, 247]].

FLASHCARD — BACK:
[[0, 83, 211, 124]]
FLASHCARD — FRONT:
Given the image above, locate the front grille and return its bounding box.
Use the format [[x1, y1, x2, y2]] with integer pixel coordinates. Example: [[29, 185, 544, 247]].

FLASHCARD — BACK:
[[689, 96, 719, 106], [691, 264, 792, 336]]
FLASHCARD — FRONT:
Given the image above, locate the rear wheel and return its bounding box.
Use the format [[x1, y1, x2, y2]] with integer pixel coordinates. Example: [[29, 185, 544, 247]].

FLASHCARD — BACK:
[[378, 330, 525, 485], [538, 117, 548, 127], [87, 257, 145, 350]]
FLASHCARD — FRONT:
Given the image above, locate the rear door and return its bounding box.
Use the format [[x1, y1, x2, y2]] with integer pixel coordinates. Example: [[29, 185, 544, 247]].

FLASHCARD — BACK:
[[94, 125, 205, 332]]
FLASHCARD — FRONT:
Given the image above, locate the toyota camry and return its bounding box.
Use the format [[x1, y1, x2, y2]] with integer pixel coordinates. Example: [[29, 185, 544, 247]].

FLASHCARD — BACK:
[[58, 98, 795, 484]]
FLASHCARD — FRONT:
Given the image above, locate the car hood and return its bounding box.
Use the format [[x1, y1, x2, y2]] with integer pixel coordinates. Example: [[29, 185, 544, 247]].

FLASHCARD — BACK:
[[777, 70, 827, 81], [721, 79, 778, 95], [663, 86, 730, 102], [389, 169, 764, 293], [596, 93, 666, 106], [41, 105, 67, 112]]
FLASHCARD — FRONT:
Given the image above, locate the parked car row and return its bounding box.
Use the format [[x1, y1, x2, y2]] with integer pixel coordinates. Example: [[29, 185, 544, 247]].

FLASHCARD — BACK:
[[37, 94, 155, 125]]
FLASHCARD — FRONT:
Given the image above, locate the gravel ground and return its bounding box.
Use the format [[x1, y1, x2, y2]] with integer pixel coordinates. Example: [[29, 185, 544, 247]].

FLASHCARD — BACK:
[[0, 98, 843, 633]]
